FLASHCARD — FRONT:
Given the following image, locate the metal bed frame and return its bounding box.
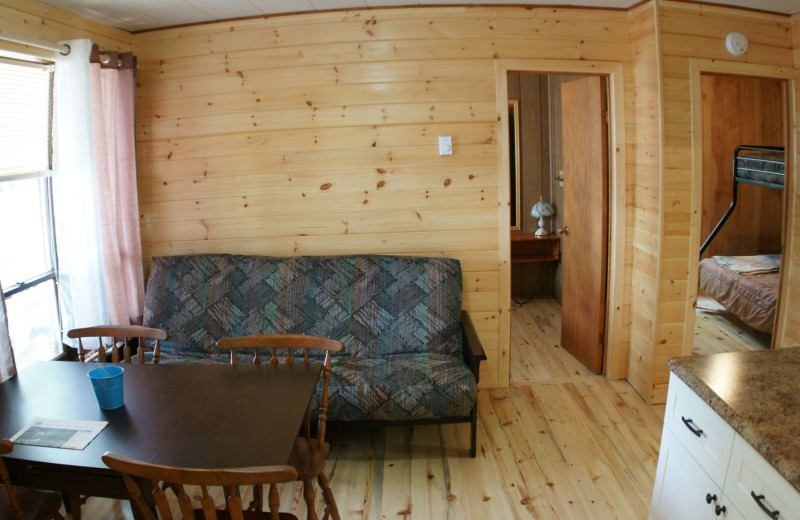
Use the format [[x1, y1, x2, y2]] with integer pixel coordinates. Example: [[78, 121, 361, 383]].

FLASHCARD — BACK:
[[700, 145, 785, 254]]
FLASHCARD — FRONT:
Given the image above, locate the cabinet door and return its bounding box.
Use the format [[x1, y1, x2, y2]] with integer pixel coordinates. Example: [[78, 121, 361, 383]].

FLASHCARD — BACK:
[[724, 436, 800, 520], [650, 429, 724, 520], [719, 494, 746, 520]]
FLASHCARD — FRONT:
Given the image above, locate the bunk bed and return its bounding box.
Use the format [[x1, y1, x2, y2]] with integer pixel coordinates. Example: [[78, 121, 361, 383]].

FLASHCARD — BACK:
[[698, 145, 785, 333]]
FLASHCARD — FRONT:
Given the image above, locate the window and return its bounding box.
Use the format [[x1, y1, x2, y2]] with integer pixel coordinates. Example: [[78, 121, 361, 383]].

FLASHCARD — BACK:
[[0, 59, 61, 371]]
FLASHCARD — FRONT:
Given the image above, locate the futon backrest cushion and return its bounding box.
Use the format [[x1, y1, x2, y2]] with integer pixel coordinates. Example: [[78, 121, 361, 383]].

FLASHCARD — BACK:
[[143, 254, 463, 359]]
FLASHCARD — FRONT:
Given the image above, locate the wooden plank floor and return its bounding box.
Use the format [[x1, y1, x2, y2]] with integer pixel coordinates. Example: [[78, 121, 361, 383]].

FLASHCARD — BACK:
[[71, 298, 664, 519], [510, 297, 593, 383], [693, 293, 771, 355]]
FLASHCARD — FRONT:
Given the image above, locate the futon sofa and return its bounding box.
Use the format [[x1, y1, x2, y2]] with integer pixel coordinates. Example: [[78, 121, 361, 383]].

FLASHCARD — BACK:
[[142, 254, 486, 456]]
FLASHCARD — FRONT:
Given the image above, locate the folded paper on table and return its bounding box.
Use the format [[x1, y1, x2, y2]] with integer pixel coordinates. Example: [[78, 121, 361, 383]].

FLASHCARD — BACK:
[[10, 417, 107, 450]]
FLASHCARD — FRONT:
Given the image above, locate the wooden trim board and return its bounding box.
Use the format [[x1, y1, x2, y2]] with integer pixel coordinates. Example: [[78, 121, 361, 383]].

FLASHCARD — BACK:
[[685, 58, 797, 355], [494, 58, 628, 386]]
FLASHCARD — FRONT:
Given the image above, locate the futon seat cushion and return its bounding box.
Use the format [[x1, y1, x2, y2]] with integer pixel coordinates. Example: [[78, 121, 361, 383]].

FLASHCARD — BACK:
[[315, 353, 477, 422], [155, 352, 227, 365]]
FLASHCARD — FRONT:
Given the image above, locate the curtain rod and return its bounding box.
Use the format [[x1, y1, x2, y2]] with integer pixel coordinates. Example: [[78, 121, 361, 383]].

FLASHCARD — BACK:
[[0, 30, 70, 55]]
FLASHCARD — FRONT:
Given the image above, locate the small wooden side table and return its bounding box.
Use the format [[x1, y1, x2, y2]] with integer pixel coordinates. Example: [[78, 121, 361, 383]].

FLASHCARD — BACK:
[[511, 233, 560, 263]]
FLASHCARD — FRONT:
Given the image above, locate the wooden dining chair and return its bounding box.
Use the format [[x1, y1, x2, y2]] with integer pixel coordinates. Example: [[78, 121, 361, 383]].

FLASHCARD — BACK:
[[66, 325, 168, 519], [102, 453, 298, 520], [67, 325, 169, 364], [216, 335, 344, 520], [0, 440, 64, 520]]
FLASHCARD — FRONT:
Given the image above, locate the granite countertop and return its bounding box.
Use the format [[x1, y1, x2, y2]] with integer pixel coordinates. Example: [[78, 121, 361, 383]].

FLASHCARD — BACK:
[[667, 347, 800, 492]]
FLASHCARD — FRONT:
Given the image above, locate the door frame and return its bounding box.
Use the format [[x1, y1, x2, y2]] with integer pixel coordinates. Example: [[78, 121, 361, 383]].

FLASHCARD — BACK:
[[683, 59, 797, 355], [495, 59, 628, 386]]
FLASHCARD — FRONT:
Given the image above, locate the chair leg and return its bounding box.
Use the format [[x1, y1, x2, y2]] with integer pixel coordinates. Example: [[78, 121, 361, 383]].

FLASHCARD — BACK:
[[268, 484, 280, 519], [302, 479, 318, 520], [70, 493, 82, 520], [470, 409, 478, 458], [249, 483, 264, 512], [317, 471, 340, 520]]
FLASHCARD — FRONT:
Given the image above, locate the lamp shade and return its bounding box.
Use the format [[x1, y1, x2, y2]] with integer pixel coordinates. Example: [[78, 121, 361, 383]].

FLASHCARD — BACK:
[[530, 200, 555, 218]]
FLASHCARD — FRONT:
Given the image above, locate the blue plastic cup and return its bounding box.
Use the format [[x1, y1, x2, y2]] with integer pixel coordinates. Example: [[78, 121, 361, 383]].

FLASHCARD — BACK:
[[87, 365, 124, 410]]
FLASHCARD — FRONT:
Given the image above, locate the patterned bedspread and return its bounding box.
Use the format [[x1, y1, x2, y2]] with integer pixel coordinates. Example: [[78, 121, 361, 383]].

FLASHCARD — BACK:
[[699, 257, 779, 333]]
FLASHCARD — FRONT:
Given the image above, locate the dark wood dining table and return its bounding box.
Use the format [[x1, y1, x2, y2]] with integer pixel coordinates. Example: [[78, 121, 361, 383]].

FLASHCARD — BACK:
[[0, 360, 322, 519]]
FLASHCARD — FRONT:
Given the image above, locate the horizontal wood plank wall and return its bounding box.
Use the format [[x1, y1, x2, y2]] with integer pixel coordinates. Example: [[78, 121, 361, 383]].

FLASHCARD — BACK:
[[0, 0, 130, 58], [782, 14, 800, 347], [627, 1, 663, 402], [700, 74, 785, 259], [131, 6, 634, 389], [655, 0, 795, 403]]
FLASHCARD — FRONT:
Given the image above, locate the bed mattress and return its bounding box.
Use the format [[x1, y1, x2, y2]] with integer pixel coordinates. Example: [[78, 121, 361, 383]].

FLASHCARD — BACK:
[[735, 151, 785, 186], [698, 257, 779, 333]]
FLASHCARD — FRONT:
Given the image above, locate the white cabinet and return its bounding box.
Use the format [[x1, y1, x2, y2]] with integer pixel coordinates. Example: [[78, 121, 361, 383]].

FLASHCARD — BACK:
[[650, 374, 741, 519], [651, 428, 741, 519], [725, 435, 800, 520], [650, 372, 800, 519]]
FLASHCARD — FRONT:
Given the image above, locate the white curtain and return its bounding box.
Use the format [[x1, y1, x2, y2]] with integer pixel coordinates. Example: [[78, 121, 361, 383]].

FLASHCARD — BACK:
[[91, 53, 144, 325], [0, 286, 16, 382], [53, 39, 107, 341], [53, 39, 144, 342]]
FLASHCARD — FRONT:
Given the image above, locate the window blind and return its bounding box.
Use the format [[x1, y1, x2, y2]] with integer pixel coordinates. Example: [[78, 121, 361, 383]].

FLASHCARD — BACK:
[[0, 61, 52, 178]]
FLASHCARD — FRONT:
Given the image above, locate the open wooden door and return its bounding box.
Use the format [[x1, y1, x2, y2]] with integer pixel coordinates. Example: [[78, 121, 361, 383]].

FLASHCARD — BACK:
[[560, 76, 608, 374]]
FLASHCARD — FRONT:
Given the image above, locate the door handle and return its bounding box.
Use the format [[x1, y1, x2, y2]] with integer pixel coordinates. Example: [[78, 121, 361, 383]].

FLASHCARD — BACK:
[[557, 226, 569, 236]]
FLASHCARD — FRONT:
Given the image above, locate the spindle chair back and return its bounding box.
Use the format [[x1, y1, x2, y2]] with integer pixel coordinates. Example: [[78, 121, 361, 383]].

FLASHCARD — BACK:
[[102, 452, 298, 520], [67, 325, 169, 364]]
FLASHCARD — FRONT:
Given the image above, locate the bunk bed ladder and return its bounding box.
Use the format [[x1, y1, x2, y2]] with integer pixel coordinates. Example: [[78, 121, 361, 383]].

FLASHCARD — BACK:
[[700, 184, 738, 255]]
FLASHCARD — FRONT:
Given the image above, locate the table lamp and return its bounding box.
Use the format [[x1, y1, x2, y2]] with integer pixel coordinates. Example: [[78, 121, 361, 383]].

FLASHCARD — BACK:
[[530, 196, 555, 237]]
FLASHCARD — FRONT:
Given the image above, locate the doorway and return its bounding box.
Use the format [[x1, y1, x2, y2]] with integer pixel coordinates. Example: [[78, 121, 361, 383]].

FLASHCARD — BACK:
[[691, 73, 790, 357], [507, 72, 610, 382]]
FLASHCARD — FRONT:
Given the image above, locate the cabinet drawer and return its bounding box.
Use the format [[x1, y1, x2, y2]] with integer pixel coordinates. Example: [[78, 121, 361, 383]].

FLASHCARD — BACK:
[[650, 428, 725, 520], [724, 435, 800, 520], [664, 374, 735, 486]]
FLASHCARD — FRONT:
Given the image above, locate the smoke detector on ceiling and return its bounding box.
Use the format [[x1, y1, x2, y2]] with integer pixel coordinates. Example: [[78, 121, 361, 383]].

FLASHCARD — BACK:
[[725, 32, 748, 56]]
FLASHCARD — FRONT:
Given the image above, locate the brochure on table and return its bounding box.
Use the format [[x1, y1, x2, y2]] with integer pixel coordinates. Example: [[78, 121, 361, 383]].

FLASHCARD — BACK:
[[10, 417, 108, 450]]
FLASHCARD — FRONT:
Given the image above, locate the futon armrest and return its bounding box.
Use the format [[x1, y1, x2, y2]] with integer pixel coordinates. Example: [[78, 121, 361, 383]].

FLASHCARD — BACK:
[[460, 310, 487, 384]]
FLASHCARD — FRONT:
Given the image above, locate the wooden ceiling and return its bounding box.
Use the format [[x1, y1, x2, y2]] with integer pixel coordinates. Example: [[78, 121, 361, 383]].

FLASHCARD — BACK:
[[37, 0, 800, 32]]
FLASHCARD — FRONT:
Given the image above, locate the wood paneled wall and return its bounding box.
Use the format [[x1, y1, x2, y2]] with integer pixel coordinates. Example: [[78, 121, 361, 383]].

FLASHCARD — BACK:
[[8, 0, 798, 398], [132, 6, 635, 389], [508, 73, 557, 299], [0, 0, 130, 58], [627, 1, 663, 402], [700, 74, 785, 259], [649, 0, 795, 403], [508, 73, 551, 238], [781, 14, 800, 347]]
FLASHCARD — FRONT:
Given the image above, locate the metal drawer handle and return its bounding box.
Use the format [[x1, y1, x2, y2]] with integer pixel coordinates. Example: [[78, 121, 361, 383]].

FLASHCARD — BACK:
[[715, 505, 726, 516], [706, 493, 717, 504], [751, 491, 780, 519], [681, 416, 704, 437]]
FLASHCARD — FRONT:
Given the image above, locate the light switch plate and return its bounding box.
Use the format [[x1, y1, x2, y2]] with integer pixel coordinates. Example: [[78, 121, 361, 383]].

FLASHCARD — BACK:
[[438, 136, 453, 156]]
